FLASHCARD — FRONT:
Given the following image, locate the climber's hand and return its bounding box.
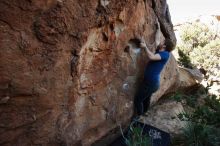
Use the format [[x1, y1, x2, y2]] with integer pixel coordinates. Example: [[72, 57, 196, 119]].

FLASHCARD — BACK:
[[140, 42, 147, 48]]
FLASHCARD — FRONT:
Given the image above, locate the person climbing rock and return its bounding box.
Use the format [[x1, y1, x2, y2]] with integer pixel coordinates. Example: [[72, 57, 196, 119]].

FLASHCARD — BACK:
[[134, 20, 174, 116]]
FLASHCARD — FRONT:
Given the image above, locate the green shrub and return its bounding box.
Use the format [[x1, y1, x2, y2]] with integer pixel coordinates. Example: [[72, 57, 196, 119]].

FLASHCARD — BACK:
[[170, 86, 220, 146], [177, 49, 194, 69], [171, 19, 220, 143], [170, 91, 184, 102], [177, 21, 220, 79], [180, 22, 216, 49], [183, 122, 220, 146], [175, 93, 220, 146], [120, 122, 152, 146], [177, 94, 220, 126], [125, 125, 152, 146], [170, 91, 198, 108]]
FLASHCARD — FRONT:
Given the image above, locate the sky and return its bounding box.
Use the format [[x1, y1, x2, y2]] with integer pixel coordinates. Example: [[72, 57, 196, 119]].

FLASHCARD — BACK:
[[167, 0, 220, 24]]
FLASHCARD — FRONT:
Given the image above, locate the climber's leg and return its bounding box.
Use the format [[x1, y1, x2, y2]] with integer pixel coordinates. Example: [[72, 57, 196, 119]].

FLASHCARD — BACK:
[[142, 82, 159, 113], [135, 81, 159, 115], [134, 82, 145, 115]]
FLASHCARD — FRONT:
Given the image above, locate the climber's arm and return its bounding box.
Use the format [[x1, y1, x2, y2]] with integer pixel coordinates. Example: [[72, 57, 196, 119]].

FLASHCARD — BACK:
[[140, 42, 161, 61], [140, 19, 162, 61]]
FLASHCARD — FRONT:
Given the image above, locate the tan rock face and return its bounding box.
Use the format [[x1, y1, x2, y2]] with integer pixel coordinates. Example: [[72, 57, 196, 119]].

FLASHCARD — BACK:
[[0, 0, 176, 145], [140, 100, 186, 136]]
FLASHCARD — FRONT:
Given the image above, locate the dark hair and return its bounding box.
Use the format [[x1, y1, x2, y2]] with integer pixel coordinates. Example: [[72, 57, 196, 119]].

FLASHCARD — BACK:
[[164, 39, 175, 52]]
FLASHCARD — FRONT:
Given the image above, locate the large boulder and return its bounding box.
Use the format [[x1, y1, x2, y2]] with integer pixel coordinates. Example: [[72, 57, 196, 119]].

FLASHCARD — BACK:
[[0, 0, 177, 145], [140, 100, 186, 136], [178, 67, 203, 88]]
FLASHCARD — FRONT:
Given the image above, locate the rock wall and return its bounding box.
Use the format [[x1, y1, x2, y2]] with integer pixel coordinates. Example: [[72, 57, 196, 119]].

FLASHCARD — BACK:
[[0, 0, 176, 145]]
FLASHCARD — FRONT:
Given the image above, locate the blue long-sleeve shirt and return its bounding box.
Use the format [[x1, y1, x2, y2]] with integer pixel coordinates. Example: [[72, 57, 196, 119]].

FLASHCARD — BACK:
[[144, 50, 170, 84]]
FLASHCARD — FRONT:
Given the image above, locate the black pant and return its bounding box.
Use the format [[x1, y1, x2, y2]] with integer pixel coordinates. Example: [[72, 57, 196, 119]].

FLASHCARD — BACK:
[[135, 80, 159, 115]]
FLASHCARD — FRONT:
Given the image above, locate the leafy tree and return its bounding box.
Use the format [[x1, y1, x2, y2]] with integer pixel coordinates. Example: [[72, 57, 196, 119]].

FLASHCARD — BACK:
[[177, 21, 220, 79]]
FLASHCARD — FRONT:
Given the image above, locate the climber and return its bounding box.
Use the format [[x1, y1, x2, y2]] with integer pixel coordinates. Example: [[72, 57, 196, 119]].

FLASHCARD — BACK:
[[134, 20, 174, 116]]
